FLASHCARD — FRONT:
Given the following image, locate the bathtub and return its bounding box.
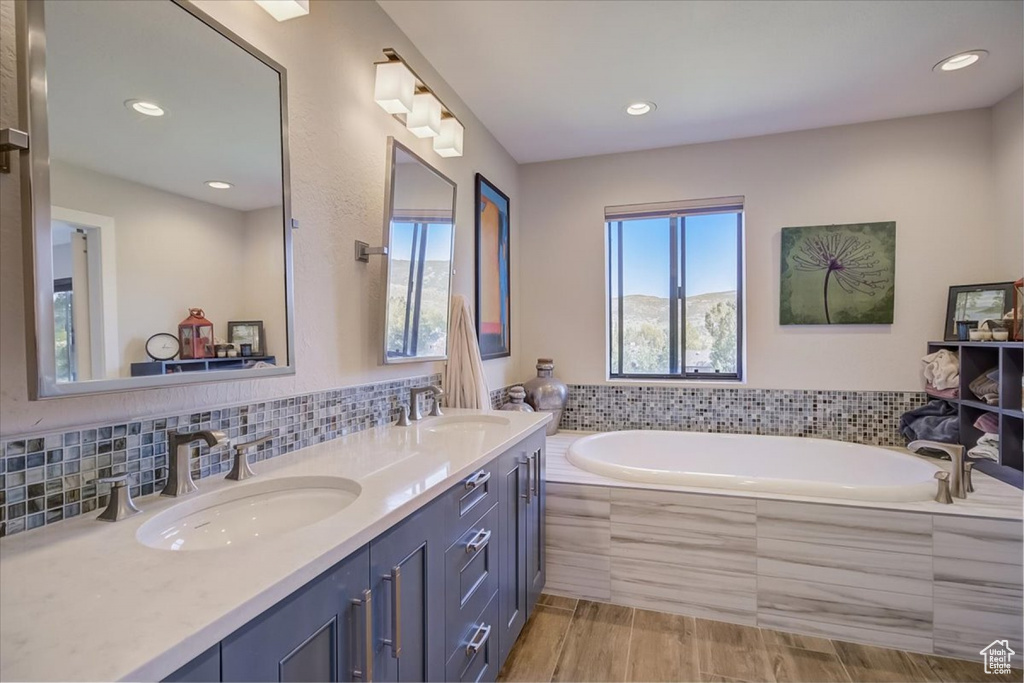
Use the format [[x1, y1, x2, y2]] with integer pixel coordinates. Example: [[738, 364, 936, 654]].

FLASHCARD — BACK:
[[566, 430, 942, 502]]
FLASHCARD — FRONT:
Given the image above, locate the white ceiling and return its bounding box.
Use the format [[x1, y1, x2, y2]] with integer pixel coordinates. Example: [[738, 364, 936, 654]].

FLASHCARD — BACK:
[[378, 0, 1024, 164], [45, 0, 283, 212]]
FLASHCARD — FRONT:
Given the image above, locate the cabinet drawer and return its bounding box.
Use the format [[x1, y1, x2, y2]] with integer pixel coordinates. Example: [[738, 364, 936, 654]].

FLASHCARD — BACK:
[[445, 592, 499, 683], [443, 459, 499, 548], [446, 503, 499, 657]]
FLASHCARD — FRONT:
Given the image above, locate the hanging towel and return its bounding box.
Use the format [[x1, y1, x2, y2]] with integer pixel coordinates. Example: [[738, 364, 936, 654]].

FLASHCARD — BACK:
[[444, 294, 491, 409], [922, 350, 959, 391], [968, 433, 1000, 461]]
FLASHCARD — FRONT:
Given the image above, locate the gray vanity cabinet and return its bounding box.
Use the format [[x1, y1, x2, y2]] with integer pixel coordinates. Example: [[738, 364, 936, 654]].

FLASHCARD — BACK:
[[525, 434, 546, 610], [163, 428, 547, 683], [369, 503, 447, 683], [219, 547, 371, 682]]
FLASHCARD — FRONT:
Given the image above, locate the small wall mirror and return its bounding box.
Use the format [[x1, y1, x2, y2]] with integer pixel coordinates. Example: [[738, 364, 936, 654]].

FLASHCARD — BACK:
[[19, 0, 294, 398], [381, 138, 456, 363]]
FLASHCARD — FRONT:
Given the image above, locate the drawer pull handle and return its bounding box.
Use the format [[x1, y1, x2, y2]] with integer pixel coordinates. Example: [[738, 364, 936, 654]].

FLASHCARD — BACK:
[[466, 623, 492, 656], [382, 565, 402, 658], [464, 470, 490, 490], [351, 588, 373, 681], [465, 528, 492, 554], [532, 449, 540, 498]]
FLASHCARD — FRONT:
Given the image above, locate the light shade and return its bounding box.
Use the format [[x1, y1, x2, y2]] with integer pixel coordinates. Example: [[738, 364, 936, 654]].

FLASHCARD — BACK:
[[374, 61, 416, 115], [254, 0, 309, 21], [406, 92, 442, 138], [933, 50, 988, 72], [433, 117, 464, 157]]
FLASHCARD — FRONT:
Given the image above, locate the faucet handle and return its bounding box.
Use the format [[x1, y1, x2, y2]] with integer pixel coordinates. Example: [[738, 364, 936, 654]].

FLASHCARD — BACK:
[[933, 471, 954, 504], [963, 461, 975, 493], [89, 474, 142, 521], [429, 388, 445, 417], [226, 435, 271, 481], [396, 405, 412, 427]]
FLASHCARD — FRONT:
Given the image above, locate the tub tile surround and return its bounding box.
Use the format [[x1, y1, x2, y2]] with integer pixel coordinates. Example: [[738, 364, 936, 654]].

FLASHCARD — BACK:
[[560, 384, 927, 446], [544, 436, 1024, 662], [0, 374, 442, 537]]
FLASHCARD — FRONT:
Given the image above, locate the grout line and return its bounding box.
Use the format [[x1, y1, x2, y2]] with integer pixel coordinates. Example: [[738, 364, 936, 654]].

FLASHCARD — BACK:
[[547, 598, 577, 683], [622, 606, 636, 682], [833, 641, 856, 683]]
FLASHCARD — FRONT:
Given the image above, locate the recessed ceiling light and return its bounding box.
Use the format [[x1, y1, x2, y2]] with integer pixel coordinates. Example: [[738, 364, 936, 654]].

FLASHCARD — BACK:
[[933, 50, 988, 72], [626, 102, 656, 116], [125, 99, 165, 117], [206, 181, 233, 190]]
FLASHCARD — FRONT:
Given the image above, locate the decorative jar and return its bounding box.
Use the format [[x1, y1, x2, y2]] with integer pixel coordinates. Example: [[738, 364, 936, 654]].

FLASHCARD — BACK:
[[523, 358, 568, 436]]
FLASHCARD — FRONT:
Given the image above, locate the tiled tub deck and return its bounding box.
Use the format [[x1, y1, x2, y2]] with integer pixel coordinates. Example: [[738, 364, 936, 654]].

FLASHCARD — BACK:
[[543, 433, 1024, 662]]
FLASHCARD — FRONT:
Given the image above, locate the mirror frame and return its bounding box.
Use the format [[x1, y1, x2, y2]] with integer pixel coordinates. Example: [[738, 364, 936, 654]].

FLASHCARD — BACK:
[[16, 0, 296, 399], [380, 137, 456, 365]]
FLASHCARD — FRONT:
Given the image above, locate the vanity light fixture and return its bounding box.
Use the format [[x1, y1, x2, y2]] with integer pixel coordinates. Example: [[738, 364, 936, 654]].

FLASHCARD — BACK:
[[206, 180, 233, 190], [254, 0, 309, 22], [373, 49, 466, 156], [434, 117, 464, 158], [626, 101, 656, 116], [933, 50, 988, 72], [125, 99, 165, 117], [407, 92, 443, 139], [374, 60, 417, 115]]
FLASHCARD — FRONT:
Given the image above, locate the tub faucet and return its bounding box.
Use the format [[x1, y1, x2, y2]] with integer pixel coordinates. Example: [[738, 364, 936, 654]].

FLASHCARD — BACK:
[[907, 440, 967, 499], [408, 386, 444, 421], [162, 430, 227, 497]]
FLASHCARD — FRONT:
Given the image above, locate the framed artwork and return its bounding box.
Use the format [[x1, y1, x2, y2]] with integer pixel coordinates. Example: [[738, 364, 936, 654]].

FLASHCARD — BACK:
[[780, 221, 896, 325], [227, 320, 266, 356], [475, 174, 511, 359], [943, 282, 1015, 341]]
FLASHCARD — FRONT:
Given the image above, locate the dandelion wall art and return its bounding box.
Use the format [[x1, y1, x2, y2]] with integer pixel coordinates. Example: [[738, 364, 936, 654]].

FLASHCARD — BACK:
[[780, 222, 896, 325]]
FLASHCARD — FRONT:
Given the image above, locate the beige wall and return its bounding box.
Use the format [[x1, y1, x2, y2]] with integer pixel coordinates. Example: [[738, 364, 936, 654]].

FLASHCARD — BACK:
[[992, 88, 1024, 280], [0, 0, 521, 435], [519, 109, 1002, 391]]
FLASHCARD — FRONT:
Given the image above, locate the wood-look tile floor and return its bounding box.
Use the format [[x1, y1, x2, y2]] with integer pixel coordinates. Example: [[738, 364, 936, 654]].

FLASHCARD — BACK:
[[498, 595, 1024, 683]]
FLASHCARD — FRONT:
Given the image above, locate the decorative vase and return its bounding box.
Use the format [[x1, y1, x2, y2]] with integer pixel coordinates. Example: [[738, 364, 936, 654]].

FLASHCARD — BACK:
[[523, 358, 568, 436], [499, 386, 535, 413]]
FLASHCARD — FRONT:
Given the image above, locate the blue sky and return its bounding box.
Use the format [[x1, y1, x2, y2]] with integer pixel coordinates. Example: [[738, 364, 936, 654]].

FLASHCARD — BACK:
[[611, 212, 739, 297], [391, 221, 453, 261]]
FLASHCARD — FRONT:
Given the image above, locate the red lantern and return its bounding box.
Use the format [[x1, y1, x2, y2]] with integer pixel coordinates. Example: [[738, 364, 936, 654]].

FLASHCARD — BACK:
[[179, 308, 215, 360]]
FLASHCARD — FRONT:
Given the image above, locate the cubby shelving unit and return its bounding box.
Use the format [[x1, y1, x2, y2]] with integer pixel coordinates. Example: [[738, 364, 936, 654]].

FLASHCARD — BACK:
[[925, 340, 1023, 488]]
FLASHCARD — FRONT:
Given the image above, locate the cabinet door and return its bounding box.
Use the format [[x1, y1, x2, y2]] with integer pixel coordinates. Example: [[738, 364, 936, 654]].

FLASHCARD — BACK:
[[221, 547, 371, 682], [497, 445, 529, 664], [370, 503, 446, 683], [526, 435, 546, 611]]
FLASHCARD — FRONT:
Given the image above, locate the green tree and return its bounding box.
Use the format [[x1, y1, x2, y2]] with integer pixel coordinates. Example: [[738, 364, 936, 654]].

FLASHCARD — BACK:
[[704, 300, 737, 373]]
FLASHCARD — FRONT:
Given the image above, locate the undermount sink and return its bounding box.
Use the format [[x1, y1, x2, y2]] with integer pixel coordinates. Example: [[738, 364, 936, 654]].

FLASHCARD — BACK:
[[136, 476, 361, 551], [422, 414, 511, 434]]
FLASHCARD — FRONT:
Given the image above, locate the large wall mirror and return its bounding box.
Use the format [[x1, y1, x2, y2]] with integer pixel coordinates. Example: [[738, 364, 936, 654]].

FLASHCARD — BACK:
[[381, 139, 456, 363], [18, 0, 294, 398]]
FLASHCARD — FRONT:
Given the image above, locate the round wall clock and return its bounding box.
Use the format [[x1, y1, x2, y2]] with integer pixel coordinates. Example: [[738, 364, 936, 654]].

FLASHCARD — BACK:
[[145, 332, 180, 361]]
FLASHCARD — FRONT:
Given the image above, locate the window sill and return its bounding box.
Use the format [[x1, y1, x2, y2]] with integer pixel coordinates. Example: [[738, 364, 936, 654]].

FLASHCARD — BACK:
[[605, 377, 747, 387]]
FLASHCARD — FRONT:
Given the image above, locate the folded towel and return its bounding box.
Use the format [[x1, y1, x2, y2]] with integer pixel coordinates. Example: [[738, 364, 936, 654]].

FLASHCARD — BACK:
[[926, 383, 959, 400], [973, 412, 1000, 434], [968, 432, 1000, 461], [899, 400, 959, 443], [968, 368, 999, 405], [922, 350, 959, 391]]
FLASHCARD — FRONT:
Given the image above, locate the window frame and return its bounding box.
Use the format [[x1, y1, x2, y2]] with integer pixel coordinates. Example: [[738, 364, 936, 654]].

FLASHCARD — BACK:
[[606, 205, 745, 382]]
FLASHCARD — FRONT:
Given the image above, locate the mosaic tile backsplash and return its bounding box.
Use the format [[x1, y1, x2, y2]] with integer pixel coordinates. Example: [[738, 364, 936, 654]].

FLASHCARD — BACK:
[[0, 374, 441, 538], [1, 376, 925, 539], [559, 384, 928, 445]]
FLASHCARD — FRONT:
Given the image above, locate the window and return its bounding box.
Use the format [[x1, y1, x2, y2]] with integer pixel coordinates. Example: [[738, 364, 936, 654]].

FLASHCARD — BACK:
[[53, 277, 76, 383], [607, 196, 744, 380]]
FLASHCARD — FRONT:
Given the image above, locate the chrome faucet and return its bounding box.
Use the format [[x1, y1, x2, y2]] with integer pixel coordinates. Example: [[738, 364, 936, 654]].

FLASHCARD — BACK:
[[907, 440, 967, 499], [162, 430, 227, 497], [408, 386, 444, 421]]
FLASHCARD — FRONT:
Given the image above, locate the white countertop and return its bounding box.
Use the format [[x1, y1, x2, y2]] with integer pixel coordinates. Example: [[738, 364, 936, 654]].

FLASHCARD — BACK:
[[0, 410, 551, 683]]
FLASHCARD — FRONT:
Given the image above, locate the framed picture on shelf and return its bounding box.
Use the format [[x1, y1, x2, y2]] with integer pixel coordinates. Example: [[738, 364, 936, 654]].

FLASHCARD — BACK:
[[943, 282, 1015, 341], [227, 320, 266, 356], [475, 174, 511, 360]]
